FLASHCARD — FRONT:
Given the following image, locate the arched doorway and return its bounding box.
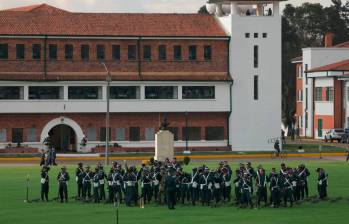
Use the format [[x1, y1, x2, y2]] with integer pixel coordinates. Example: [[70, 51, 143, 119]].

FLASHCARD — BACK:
[[49, 124, 76, 153], [40, 117, 84, 153]]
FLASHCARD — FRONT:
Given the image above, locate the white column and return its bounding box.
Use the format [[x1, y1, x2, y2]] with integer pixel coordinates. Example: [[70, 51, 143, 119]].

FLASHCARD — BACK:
[[102, 85, 107, 100], [273, 2, 280, 16], [63, 85, 68, 100], [231, 2, 238, 15], [23, 85, 29, 100], [140, 85, 145, 100]]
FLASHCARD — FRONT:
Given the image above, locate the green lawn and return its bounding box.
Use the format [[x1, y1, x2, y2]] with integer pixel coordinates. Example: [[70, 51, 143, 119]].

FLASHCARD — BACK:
[[0, 160, 348, 224]]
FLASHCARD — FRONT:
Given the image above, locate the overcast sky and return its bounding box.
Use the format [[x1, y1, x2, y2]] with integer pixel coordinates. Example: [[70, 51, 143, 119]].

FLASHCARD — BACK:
[[0, 0, 334, 13]]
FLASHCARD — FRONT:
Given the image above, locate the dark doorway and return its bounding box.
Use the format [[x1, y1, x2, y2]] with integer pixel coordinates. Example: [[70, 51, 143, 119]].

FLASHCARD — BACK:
[[49, 124, 76, 153]]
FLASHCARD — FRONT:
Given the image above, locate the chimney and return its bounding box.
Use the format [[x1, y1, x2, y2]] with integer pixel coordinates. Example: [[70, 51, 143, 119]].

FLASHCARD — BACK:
[[325, 33, 334, 47]]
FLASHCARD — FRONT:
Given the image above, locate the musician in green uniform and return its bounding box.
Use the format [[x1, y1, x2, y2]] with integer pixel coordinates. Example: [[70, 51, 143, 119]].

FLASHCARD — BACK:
[[75, 163, 84, 199], [40, 165, 50, 202], [57, 166, 70, 203], [165, 168, 177, 210]]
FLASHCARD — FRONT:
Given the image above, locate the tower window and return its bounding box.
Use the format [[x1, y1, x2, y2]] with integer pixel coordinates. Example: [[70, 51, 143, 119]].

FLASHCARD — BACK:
[[263, 33, 267, 38], [16, 44, 25, 60], [143, 45, 151, 60], [49, 44, 57, 60], [254, 33, 259, 38], [112, 45, 120, 60], [245, 33, 250, 38], [97, 45, 105, 60], [189, 45, 197, 60], [0, 44, 8, 59], [204, 45, 212, 60], [254, 75, 259, 100], [174, 45, 182, 60], [254, 45, 259, 68], [65, 44, 73, 60], [32, 44, 41, 60], [128, 45, 137, 60], [81, 45, 89, 60], [159, 45, 167, 60]]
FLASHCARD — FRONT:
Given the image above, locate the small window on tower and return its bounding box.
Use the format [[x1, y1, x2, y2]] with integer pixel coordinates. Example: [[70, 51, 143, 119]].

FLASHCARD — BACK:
[[263, 33, 267, 38], [245, 33, 250, 38], [254, 75, 259, 100], [254, 33, 259, 38]]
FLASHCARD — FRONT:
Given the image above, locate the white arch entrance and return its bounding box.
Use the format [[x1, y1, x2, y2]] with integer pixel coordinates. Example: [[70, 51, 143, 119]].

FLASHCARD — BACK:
[[40, 117, 84, 152]]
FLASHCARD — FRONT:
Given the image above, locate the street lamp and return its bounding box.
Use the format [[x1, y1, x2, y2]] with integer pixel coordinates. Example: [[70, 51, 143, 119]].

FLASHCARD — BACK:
[[101, 62, 111, 166], [184, 111, 189, 154]]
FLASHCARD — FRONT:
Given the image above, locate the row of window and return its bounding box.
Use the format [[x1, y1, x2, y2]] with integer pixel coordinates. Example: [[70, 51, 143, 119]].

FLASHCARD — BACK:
[[0, 86, 215, 100], [0, 126, 225, 143], [245, 32, 268, 39], [0, 43, 212, 61], [315, 87, 334, 102]]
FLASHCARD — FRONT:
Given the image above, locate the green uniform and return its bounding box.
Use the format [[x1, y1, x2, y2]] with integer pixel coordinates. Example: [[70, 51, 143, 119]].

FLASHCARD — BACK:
[[93, 172, 100, 203], [75, 167, 84, 198], [239, 177, 253, 208], [222, 172, 232, 202], [269, 173, 282, 207], [82, 171, 93, 200], [57, 170, 70, 203], [40, 170, 49, 202], [283, 175, 294, 207], [190, 170, 200, 205], [317, 171, 328, 199], [165, 174, 176, 209], [123, 172, 137, 206], [256, 170, 268, 206]]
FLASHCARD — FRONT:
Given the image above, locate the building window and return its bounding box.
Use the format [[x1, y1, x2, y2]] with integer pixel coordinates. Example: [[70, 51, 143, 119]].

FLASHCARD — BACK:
[[0, 129, 6, 142], [315, 87, 322, 101], [254, 75, 259, 100], [129, 127, 140, 141], [16, 44, 25, 60], [262, 33, 267, 38], [12, 128, 23, 144], [128, 45, 137, 60], [204, 45, 212, 60], [143, 45, 151, 60], [159, 45, 167, 60], [27, 128, 36, 142], [347, 87, 349, 101], [298, 65, 303, 78], [182, 86, 215, 99], [254, 45, 259, 68], [174, 45, 182, 60], [49, 44, 57, 60], [205, 127, 224, 141], [87, 128, 97, 141], [68, 86, 101, 100], [32, 44, 41, 60], [145, 128, 155, 141], [115, 128, 125, 141], [305, 64, 308, 85], [145, 86, 178, 99], [182, 127, 201, 141], [110, 86, 140, 99], [81, 45, 89, 60], [65, 44, 73, 60], [100, 127, 111, 141], [326, 87, 334, 101], [112, 45, 120, 60], [0, 86, 23, 100], [168, 127, 178, 141], [29, 86, 63, 100], [298, 90, 303, 101], [0, 44, 8, 59], [254, 33, 259, 38], [189, 45, 197, 60], [245, 33, 250, 38], [97, 45, 105, 60]]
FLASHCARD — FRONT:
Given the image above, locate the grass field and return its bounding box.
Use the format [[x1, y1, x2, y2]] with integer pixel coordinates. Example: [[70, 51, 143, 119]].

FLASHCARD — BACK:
[[0, 160, 348, 224]]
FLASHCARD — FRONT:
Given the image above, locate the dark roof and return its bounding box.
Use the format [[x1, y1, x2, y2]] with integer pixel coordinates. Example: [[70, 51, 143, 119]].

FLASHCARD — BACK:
[[0, 4, 227, 37]]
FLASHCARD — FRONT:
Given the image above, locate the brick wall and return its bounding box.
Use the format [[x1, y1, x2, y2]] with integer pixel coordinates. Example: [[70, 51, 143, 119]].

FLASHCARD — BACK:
[[0, 38, 228, 75], [0, 112, 228, 142]]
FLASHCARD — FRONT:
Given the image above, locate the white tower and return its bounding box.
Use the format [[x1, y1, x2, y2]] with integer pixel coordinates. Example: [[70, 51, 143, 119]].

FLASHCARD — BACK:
[[207, 0, 284, 151]]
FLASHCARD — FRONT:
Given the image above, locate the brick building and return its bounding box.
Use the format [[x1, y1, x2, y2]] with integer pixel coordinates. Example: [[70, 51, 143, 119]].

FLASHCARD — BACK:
[[0, 1, 283, 152], [292, 34, 349, 139]]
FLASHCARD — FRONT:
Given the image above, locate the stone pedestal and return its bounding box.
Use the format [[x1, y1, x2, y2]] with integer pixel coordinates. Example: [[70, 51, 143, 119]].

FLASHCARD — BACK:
[[154, 130, 174, 161]]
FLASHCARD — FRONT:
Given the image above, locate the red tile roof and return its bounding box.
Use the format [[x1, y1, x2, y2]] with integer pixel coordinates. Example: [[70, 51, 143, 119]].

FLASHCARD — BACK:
[[0, 4, 227, 37], [333, 41, 349, 48], [308, 59, 349, 73]]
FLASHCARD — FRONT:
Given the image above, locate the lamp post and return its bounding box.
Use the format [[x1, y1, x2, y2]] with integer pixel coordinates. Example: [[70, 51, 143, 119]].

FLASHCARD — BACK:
[[185, 111, 189, 153], [101, 62, 111, 166]]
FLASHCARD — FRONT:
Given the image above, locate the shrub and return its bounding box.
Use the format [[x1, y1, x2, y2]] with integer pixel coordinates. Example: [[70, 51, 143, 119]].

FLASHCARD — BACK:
[[183, 156, 191, 165]]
